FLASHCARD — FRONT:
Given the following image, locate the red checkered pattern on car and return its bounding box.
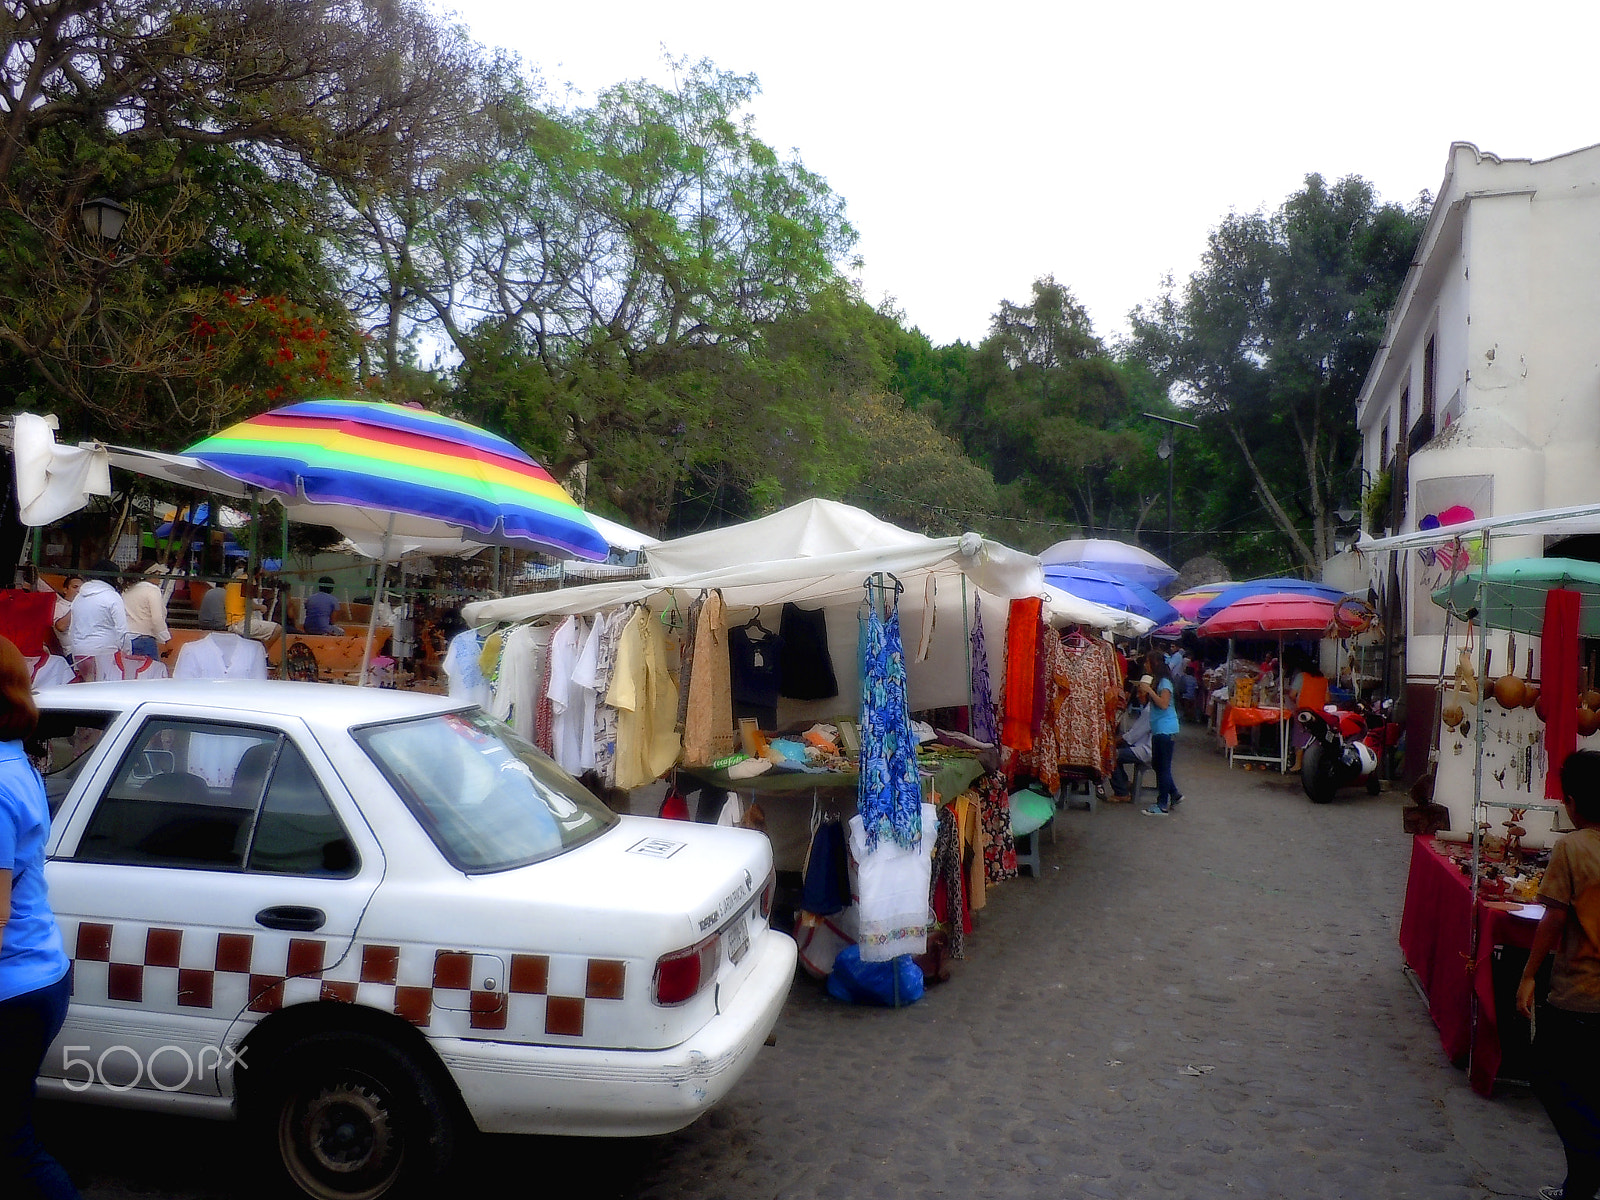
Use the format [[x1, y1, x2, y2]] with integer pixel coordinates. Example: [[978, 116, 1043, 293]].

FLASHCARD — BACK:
[[59, 917, 628, 1041]]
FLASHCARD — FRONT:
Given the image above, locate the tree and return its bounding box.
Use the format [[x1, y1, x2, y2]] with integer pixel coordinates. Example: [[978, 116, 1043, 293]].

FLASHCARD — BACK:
[[1128, 175, 1427, 573]]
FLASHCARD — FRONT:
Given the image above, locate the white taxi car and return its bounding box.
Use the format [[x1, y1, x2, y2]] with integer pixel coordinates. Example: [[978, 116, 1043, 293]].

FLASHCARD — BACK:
[[32, 681, 795, 1199]]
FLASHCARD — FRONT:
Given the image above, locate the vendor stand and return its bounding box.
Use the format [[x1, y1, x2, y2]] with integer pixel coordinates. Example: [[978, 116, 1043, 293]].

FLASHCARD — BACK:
[[1364, 501, 1600, 1094]]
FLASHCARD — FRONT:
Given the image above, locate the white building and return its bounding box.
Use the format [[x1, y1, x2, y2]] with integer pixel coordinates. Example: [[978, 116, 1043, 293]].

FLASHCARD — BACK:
[[1355, 140, 1600, 774]]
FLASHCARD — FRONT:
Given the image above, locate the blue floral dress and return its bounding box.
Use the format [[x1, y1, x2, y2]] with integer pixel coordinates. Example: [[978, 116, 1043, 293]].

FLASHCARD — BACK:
[[858, 602, 923, 850], [970, 594, 998, 745]]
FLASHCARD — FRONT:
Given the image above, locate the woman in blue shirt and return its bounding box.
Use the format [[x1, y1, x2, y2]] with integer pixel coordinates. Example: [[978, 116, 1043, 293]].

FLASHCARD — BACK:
[[0, 635, 78, 1198], [1138, 651, 1184, 817]]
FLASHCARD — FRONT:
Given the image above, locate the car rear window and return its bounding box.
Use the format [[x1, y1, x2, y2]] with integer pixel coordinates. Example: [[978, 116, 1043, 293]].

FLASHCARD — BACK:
[[354, 710, 617, 873]]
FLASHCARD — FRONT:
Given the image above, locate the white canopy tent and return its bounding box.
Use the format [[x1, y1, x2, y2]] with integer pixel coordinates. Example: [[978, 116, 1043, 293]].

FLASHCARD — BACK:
[[463, 499, 1151, 718]]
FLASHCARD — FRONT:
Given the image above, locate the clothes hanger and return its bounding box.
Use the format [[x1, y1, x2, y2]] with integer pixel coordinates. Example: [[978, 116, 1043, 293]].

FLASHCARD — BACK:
[[744, 606, 774, 637]]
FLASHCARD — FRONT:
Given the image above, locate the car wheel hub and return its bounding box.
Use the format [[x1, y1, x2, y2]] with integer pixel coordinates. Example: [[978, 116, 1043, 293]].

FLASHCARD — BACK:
[[283, 1079, 401, 1199]]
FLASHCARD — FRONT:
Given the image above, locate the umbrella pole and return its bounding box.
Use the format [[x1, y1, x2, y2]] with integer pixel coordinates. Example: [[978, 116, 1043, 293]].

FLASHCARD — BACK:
[[358, 514, 396, 687], [1278, 632, 1287, 773]]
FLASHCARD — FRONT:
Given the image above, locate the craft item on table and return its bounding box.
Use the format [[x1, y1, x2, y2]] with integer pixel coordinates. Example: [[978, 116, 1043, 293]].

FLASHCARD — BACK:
[[778, 602, 838, 700], [738, 717, 767, 758], [726, 757, 772, 780], [729, 608, 783, 728], [1000, 597, 1043, 752], [802, 725, 838, 753], [849, 801, 936, 962], [683, 590, 735, 766], [605, 606, 682, 789], [909, 719, 938, 745], [858, 581, 923, 849], [837, 720, 861, 758], [969, 594, 999, 746]]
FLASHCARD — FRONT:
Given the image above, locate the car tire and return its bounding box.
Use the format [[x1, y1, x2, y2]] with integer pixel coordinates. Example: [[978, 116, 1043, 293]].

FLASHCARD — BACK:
[[253, 1030, 456, 1200]]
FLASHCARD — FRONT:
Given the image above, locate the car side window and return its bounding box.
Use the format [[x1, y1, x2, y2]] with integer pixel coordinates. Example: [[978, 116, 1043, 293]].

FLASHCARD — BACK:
[[29, 709, 116, 818], [244, 740, 358, 878], [74, 720, 278, 871]]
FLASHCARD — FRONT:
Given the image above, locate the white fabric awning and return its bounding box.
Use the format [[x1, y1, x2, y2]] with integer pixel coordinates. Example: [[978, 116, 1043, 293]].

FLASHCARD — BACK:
[[1358, 501, 1600, 553]]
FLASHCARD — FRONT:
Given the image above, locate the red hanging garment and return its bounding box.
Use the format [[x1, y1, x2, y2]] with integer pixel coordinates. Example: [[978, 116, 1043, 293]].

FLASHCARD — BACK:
[[1544, 587, 1581, 800], [1001, 598, 1042, 752]]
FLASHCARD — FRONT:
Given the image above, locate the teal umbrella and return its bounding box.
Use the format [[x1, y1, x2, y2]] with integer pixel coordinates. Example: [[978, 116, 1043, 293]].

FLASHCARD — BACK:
[[1431, 557, 1600, 637]]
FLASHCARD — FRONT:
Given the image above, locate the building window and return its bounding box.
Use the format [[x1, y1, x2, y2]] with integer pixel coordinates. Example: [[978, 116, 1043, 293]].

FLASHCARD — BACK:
[[1380, 418, 1390, 467]]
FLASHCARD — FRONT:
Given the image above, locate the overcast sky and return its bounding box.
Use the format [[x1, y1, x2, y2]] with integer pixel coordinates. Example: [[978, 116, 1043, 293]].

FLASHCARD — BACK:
[[440, 0, 1600, 349]]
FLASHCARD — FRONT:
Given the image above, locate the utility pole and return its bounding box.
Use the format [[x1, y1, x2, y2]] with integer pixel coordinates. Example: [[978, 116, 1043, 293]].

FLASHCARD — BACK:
[[1142, 412, 1199, 561]]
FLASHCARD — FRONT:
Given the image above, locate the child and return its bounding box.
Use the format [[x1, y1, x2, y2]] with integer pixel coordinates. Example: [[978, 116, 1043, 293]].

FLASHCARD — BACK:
[[1518, 749, 1600, 1200]]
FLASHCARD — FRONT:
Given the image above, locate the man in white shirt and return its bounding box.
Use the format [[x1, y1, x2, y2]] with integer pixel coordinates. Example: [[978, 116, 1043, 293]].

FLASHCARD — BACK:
[[122, 556, 171, 658], [69, 560, 129, 668]]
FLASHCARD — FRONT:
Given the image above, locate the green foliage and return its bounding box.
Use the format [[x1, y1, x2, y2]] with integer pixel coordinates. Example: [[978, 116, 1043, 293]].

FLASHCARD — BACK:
[[1127, 174, 1427, 571]]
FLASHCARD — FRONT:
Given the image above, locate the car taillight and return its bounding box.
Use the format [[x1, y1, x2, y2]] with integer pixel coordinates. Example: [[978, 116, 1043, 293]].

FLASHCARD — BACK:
[[759, 870, 776, 921], [653, 934, 720, 1006]]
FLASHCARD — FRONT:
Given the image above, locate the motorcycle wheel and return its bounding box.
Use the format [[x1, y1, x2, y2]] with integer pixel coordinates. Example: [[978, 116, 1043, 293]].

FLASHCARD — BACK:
[[1302, 742, 1338, 804]]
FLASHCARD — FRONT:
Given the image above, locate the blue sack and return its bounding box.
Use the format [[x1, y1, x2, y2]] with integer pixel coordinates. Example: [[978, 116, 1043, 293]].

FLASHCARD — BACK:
[[825, 945, 924, 1007]]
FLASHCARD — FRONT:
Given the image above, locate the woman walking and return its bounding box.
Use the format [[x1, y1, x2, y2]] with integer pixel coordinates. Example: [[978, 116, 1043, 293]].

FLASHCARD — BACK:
[[0, 635, 79, 1198], [1140, 650, 1184, 816]]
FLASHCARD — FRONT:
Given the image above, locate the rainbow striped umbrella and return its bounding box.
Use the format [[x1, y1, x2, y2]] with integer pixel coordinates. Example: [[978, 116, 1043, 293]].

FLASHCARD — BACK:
[[185, 398, 608, 561]]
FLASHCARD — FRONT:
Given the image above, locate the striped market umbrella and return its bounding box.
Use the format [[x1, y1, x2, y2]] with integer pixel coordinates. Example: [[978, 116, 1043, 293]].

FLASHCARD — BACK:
[[187, 399, 608, 683], [1168, 583, 1237, 624], [1195, 578, 1347, 624], [185, 398, 608, 561]]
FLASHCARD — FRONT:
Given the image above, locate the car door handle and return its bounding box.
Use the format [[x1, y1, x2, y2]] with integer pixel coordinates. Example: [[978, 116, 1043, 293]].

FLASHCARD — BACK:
[[255, 906, 326, 932]]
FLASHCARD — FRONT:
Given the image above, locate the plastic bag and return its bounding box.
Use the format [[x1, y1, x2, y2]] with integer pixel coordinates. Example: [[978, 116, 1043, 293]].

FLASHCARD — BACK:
[[825, 945, 924, 1007]]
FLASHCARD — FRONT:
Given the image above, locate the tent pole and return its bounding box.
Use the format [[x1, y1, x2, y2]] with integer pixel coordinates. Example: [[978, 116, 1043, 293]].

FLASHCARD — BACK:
[[279, 500, 290, 679], [358, 513, 395, 687], [1467, 528, 1494, 1087], [962, 574, 972, 714]]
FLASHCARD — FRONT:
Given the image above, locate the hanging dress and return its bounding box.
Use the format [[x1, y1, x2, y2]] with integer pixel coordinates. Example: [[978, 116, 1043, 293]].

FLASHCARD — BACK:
[[969, 594, 998, 746], [857, 595, 923, 850]]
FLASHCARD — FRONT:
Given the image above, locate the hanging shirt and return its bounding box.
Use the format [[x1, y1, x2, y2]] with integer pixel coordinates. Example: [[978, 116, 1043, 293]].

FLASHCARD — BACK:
[[606, 608, 681, 789], [728, 624, 784, 716], [778, 603, 838, 699], [589, 610, 625, 787], [546, 616, 589, 772], [566, 614, 607, 773], [172, 632, 268, 681], [491, 624, 551, 743], [442, 629, 491, 708]]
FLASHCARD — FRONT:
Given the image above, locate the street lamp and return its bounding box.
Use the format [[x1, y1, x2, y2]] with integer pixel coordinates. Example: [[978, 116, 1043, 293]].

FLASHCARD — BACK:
[[79, 196, 130, 242], [1142, 411, 1200, 561]]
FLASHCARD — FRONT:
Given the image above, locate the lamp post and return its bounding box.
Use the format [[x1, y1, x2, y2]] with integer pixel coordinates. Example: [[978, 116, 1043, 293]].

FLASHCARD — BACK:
[[79, 196, 130, 243], [1142, 412, 1199, 561]]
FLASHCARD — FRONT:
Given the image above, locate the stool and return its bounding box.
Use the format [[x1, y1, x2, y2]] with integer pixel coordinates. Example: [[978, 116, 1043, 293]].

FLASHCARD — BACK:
[[1056, 775, 1099, 815], [1014, 826, 1044, 877], [1130, 763, 1149, 806]]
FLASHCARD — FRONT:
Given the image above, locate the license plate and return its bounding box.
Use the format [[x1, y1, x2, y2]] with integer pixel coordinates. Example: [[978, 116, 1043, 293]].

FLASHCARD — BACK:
[[725, 913, 750, 965]]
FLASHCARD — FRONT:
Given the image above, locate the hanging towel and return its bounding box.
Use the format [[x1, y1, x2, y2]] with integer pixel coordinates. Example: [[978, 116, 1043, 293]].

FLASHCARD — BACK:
[[850, 802, 936, 962], [1546, 587, 1582, 800], [1001, 597, 1043, 752]]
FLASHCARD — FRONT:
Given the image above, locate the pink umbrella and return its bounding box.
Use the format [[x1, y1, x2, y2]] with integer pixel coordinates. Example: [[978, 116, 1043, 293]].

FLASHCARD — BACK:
[[1169, 582, 1237, 624], [1198, 593, 1351, 638]]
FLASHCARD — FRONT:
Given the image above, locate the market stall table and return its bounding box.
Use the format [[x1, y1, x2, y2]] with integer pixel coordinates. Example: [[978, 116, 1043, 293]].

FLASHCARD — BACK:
[[1219, 704, 1288, 771], [1398, 834, 1540, 1096], [680, 751, 989, 872]]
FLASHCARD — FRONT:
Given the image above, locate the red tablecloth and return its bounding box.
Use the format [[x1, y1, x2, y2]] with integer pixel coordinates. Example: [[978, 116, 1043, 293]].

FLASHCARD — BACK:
[[1398, 835, 1539, 1096], [1219, 705, 1284, 749]]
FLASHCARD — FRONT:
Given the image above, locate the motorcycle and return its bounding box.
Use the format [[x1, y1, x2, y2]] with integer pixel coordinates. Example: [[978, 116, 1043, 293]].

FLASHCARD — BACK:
[[1297, 697, 1402, 804]]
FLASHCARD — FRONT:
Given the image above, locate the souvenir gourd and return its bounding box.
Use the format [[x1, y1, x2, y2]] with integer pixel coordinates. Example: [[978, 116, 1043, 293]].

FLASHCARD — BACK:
[[1521, 647, 1540, 711], [1493, 633, 1526, 709], [1581, 663, 1600, 737], [1441, 642, 1475, 731]]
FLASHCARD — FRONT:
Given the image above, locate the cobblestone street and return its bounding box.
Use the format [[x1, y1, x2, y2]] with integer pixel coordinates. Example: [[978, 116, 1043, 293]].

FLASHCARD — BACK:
[[53, 729, 1562, 1199]]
